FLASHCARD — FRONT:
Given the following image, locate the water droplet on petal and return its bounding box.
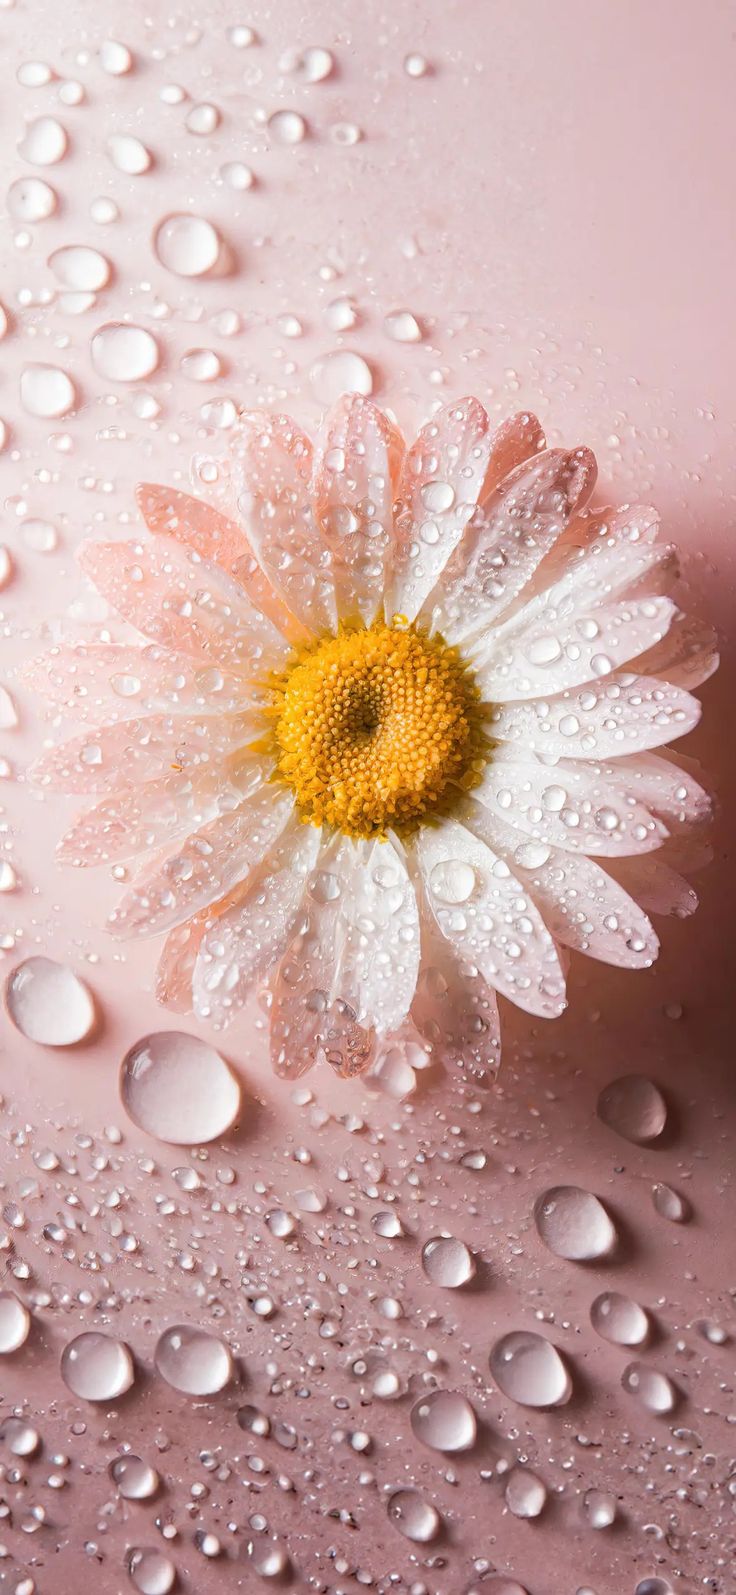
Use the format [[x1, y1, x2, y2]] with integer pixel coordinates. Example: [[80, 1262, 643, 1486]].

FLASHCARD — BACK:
[[120, 1030, 241, 1145], [91, 322, 160, 381], [590, 1291, 650, 1346], [621, 1361, 676, 1414], [20, 363, 76, 417], [429, 857, 476, 904], [0, 1291, 31, 1352], [5, 956, 95, 1045], [404, 53, 430, 77], [634, 1581, 674, 1595], [19, 115, 67, 165], [504, 1468, 547, 1518], [127, 1547, 176, 1594], [0, 1417, 41, 1457], [154, 212, 220, 276], [99, 39, 133, 75], [7, 175, 57, 220], [421, 1234, 475, 1287], [310, 348, 373, 403], [384, 309, 422, 342], [582, 1488, 616, 1529], [387, 1488, 440, 1541], [0, 685, 17, 729], [281, 44, 334, 82], [597, 1074, 667, 1143], [652, 1182, 690, 1223], [409, 1389, 477, 1452], [246, 1538, 289, 1578], [107, 133, 152, 175], [489, 1330, 572, 1407], [267, 109, 307, 145], [186, 102, 220, 134], [533, 1185, 617, 1260], [49, 245, 111, 290], [110, 1455, 160, 1499], [155, 1324, 233, 1395], [60, 1331, 135, 1401]]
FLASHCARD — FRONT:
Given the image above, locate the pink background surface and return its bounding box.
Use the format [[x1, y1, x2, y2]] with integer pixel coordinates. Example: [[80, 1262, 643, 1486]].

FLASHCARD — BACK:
[[1, 2, 734, 1592]]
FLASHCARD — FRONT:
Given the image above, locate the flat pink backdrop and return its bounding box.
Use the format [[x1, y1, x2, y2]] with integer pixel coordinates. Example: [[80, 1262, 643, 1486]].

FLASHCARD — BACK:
[[0, 3, 734, 1593]]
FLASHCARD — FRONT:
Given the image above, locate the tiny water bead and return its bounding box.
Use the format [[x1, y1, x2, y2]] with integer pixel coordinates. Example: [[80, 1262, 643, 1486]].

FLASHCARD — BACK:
[[0, 1290, 31, 1352], [597, 1074, 667, 1143], [533, 1185, 617, 1260], [60, 1331, 135, 1401], [20, 362, 76, 418], [387, 1488, 441, 1542], [420, 1234, 476, 1287], [127, 1547, 176, 1595], [621, 1361, 676, 1415], [409, 1389, 477, 1452], [652, 1182, 691, 1223], [120, 1031, 241, 1144], [91, 322, 160, 381], [5, 956, 95, 1045], [582, 1488, 617, 1529], [504, 1468, 547, 1518], [489, 1331, 572, 1408], [110, 1455, 160, 1500], [590, 1291, 650, 1346], [154, 213, 220, 276], [154, 1324, 233, 1395]]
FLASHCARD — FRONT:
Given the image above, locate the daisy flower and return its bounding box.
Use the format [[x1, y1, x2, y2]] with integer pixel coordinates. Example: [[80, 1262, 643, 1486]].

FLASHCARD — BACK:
[[28, 398, 716, 1085]]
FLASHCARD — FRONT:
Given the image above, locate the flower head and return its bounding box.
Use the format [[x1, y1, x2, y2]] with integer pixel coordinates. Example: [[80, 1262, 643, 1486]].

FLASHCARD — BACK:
[[29, 398, 716, 1086]]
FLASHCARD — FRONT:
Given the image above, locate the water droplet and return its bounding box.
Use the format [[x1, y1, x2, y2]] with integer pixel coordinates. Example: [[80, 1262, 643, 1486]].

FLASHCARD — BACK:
[[1, 1417, 41, 1457], [110, 1455, 160, 1499], [186, 102, 220, 134], [533, 1185, 617, 1261], [582, 1488, 616, 1528], [597, 1074, 667, 1143], [228, 24, 257, 48], [310, 348, 373, 404], [220, 160, 254, 190], [0, 861, 17, 892], [19, 115, 67, 165], [127, 1547, 176, 1594], [489, 1330, 572, 1407], [154, 212, 220, 276], [652, 1183, 690, 1223], [504, 1468, 547, 1518], [621, 1361, 676, 1414], [180, 347, 222, 381], [384, 309, 422, 342], [421, 1234, 475, 1287], [107, 133, 152, 175], [120, 1031, 241, 1144], [281, 44, 334, 82], [590, 1291, 649, 1346], [0, 1290, 31, 1352], [91, 322, 160, 381], [18, 59, 54, 86], [49, 245, 111, 291], [90, 195, 119, 224], [429, 857, 476, 904], [404, 52, 430, 77], [0, 684, 17, 729], [7, 175, 57, 220], [21, 516, 57, 552], [5, 956, 95, 1045], [372, 1210, 403, 1238], [634, 1581, 674, 1595], [409, 1389, 477, 1452], [267, 109, 307, 145], [329, 121, 361, 146], [60, 1331, 135, 1401], [154, 1324, 233, 1395], [99, 40, 133, 75], [246, 1538, 289, 1578], [20, 363, 76, 417], [387, 1488, 440, 1541]]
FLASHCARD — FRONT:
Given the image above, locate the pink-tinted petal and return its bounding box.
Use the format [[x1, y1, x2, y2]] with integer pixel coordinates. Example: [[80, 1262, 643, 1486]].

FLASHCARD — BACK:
[[312, 396, 405, 624], [107, 784, 294, 938], [495, 501, 665, 624], [230, 411, 336, 635], [269, 921, 375, 1081], [606, 854, 699, 918], [431, 446, 597, 644], [23, 644, 256, 723], [31, 713, 253, 793], [475, 595, 677, 701], [632, 612, 719, 689], [479, 411, 546, 500], [58, 761, 265, 866], [416, 818, 567, 1019], [385, 397, 496, 623], [192, 815, 321, 1027], [608, 752, 711, 826], [412, 913, 502, 1083], [489, 673, 701, 758], [473, 749, 668, 855]]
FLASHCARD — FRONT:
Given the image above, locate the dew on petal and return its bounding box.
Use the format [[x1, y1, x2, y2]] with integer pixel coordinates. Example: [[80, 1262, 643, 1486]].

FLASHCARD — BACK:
[[429, 857, 476, 904], [596, 1074, 667, 1143], [20, 363, 76, 418], [582, 1487, 616, 1529], [60, 1331, 135, 1401], [49, 245, 111, 291], [107, 133, 152, 174], [19, 115, 68, 165], [421, 1234, 475, 1287], [5, 956, 95, 1046], [504, 1467, 547, 1518], [387, 1488, 441, 1541], [0, 1417, 41, 1457], [634, 1581, 674, 1595], [154, 1324, 233, 1395], [99, 39, 133, 75], [489, 1330, 572, 1407], [110, 1455, 160, 1499], [533, 1185, 617, 1260], [127, 1547, 176, 1594], [120, 1031, 241, 1145], [621, 1361, 676, 1414], [0, 1291, 31, 1352], [310, 349, 373, 404], [281, 45, 334, 82], [7, 175, 57, 220], [652, 1182, 691, 1223], [246, 1538, 289, 1578], [0, 685, 17, 729], [154, 213, 220, 276], [267, 108, 307, 144], [384, 309, 422, 342], [409, 1389, 477, 1452], [91, 322, 160, 381], [590, 1290, 650, 1346]]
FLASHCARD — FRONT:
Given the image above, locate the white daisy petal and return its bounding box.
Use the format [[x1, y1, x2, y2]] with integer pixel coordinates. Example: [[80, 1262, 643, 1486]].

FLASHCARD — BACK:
[[330, 836, 421, 1034], [57, 764, 265, 866], [475, 595, 677, 701], [31, 713, 254, 793], [270, 916, 375, 1081], [384, 396, 497, 624], [632, 611, 719, 690], [107, 782, 293, 939], [312, 395, 405, 625], [489, 673, 701, 758], [412, 910, 502, 1081], [605, 854, 699, 918], [416, 817, 567, 1018], [430, 445, 597, 645], [24, 644, 256, 723], [606, 751, 711, 826], [463, 799, 658, 970], [192, 816, 321, 1027], [229, 410, 337, 636], [473, 749, 667, 855]]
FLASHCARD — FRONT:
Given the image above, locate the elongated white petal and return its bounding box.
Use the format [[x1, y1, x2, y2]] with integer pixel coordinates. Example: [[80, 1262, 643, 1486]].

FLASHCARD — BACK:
[[605, 854, 699, 918], [473, 749, 667, 855], [328, 836, 421, 1034], [412, 909, 502, 1081], [489, 674, 701, 758], [270, 918, 374, 1081], [23, 644, 255, 723], [606, 751, 711, 825], [312, 396, 404, 624], [416, 818, 566, 1018], [192, 816, 321, 1027], [632, 611, 719, 689], [31, 713, 255, 793], [58, 762, 265, 866], [475, 595, 677, 701]]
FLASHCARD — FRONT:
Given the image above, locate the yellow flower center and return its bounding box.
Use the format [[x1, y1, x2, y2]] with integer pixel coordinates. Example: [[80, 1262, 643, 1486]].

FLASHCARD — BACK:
[[271, 622, 488, 839]]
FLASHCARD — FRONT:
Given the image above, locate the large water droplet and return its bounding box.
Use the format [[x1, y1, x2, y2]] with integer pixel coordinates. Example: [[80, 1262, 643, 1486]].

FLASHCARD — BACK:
[[310, 349, 373, 404], [107, 133, 152, 175], [582, 1487, 616, 1528], [489, 1331, 572, 1407], [652, 1182, 690, 1223], [154, 213, 220, 277], [429, 857, 476, 904], [100, 39, 133, 75], [267, 109, 307, 145], [533, 1185, 617, 1261], [127, 1547, 176, 1594], [7, 175, 57, 220], [0, 1291, 31, 1352], [1, 1416, 41, 1456], [281, 44, 334, 82], [5, 956, 95, 1045], [120, 1030, 241, 1144], [387, 1488, 440, 1541], [421, 1234, 475, 1287], [60, 1331, 135, 1401], [597, 1074, 667, 1143], [246, 1538, 289, 1578], [621, 1361, 676, 1414], [504, 1468, 547, 1518], [91, 323, 160, 381], [634, 1581, 674, 1595], [110, 1454, 160, 1499], [409, 1389, 477, 1452], [49, 245, 111, 291], [20, 363, 76, 418], [154, 1324, 233, 1395], [19, 115, 67, 165], [384, 308, 422, 342], [590, 1290, 649, 1346]]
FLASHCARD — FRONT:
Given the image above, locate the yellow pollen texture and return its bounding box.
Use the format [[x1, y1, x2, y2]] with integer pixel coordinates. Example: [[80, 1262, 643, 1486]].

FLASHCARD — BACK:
[[272, 623, 487, 839]]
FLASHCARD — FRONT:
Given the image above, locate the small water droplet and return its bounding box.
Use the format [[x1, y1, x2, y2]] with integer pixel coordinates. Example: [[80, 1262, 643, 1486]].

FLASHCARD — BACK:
[[154, 1324, 233, 1395], [384, 308, 422, 342], [429, 857, 476, 904], [0, 1417, 41, 1457], [107, 133, 152, 175], [220, 160, 254, 190], [246, 1538, 289, 1578], [180, 347, 222, 381], [634, 1580, 674, 1595], [409, 1389, 477, 1452], [504, 1468, 547, 1518], [49, 245, 111, 291], [267, 108, 307, 145], [91, 322, 160, 381], [621, 1361, 676, 1414], [19, 115, 67, 165], [0, 1291, 31, 1352], [582, 1488, 616, 1529], [652, 1183, 690, 1223], [20, 363, 76, 418], [590, 1290, 649, 1346], [127, 1547, 176, 1595], [404, 53, 430, 77], [489, 1330, 572, 1408], [421, 1234, 475, 1287], [154, 212, 220, 276], [61, 1331, 135, 1401], [7, 175, 57, 220], [120, 1030, 241, 1145], [533, 1185, 617, 1261], [99, 40, 133, 75], [110, 1455, 160, 1499], [387, 1488, 440, 1541], [281, 44, 334, 82], [597, 1074, 667, 1143], [5, 956, 95, 1045], [186, 102, 220, 135], [310, 348, 373, 403]]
